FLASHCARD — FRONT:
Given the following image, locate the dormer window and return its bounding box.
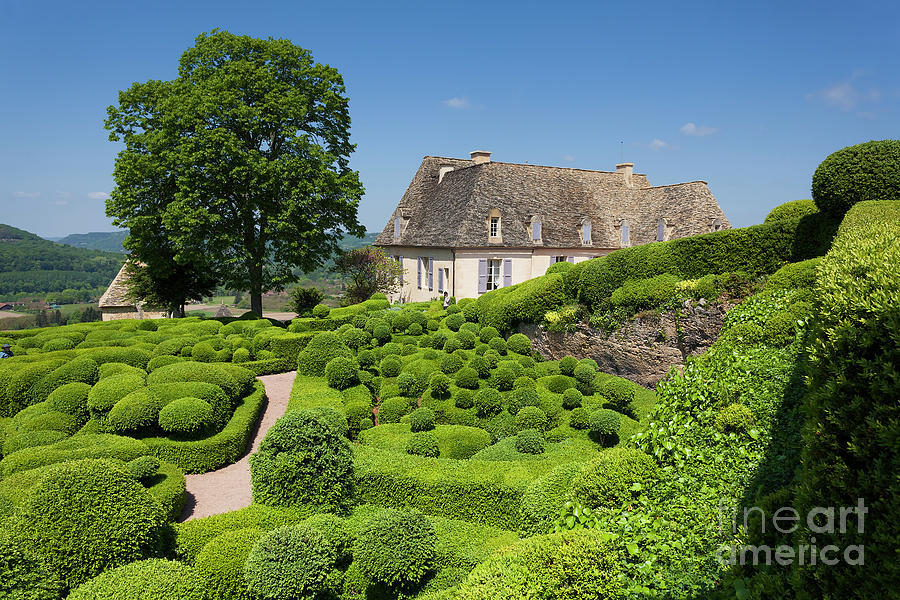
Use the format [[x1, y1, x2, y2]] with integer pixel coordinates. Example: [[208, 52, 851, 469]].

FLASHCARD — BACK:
[[393, 216, 401, 238], [581, 219, 592, 245], [530, 216, 542, 242], [620, 220, 630, 246], [656, 218, 667, 242], [487, 209, 502, 242], [712, 218, 723, 232]]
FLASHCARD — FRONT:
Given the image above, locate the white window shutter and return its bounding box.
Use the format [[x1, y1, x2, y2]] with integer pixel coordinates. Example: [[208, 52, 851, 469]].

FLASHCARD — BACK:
[[478, 259, 488, 293], [503, 259, 512, 287]]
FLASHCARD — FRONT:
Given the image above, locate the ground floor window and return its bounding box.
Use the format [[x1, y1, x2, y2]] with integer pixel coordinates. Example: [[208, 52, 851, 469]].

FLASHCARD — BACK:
[[486, 259, 501, 291], [553, 256, 567, 263]]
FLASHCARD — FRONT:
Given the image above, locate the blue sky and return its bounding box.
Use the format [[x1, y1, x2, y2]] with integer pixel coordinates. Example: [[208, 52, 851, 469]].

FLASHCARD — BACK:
[[1, 0, 898, 238]]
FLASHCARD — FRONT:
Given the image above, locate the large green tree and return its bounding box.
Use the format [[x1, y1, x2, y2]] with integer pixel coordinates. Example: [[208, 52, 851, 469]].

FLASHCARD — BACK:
[[105, 30, 365, 315]]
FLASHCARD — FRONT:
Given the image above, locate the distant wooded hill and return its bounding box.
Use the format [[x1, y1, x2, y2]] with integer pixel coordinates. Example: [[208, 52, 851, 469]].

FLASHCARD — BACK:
[[0, 224, 124, 296], [52, 230, 128, 253]]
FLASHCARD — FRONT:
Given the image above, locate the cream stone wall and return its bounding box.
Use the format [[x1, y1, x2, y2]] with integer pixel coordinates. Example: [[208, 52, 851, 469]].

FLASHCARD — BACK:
[[529, 248, 612, 278], [388, 247, 455, 303]]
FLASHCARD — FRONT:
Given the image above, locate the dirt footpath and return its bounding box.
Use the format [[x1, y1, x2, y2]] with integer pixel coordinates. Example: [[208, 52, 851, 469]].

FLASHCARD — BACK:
[[179, 371, 296, 521]]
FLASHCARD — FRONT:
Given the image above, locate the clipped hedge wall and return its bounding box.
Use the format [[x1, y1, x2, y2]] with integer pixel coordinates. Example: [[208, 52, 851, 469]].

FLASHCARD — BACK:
[[0, 433, 149, 477], [67, 559, 206, 600]]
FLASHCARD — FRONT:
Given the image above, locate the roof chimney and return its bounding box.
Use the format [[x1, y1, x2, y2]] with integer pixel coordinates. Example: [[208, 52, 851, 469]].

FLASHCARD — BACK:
[[616, 162, 634, 188], [470, 150, 492, 165]]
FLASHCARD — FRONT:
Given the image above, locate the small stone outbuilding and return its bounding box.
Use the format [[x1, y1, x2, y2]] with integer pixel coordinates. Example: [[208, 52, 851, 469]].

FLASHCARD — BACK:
[[98, 262, 168, 321]]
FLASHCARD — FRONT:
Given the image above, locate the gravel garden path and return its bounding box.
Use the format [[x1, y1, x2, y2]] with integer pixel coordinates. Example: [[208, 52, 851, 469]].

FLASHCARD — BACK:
[[179, 371, 296, 521]]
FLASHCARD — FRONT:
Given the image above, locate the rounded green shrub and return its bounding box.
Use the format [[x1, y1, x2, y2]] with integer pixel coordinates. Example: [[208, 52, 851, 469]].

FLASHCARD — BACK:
[[250, 410, 354, 512], [492, 367, 515, 391], [561, 388, 583, 410], [345, 401, 374, 435], [397, 372, 422, 397], [147, 355, 184, 372], [9, 458, 165, 590], [454, 389, 474, 409], [0, 530, 63, 599], [599, 378, 636, 415], [443, 336, 462, 354], [454, 530, 622, 599], [30, 357, 100, 403], [232, 347, 251, 363], [515, 429, 545, 454], [445, 313, 465, 331], [46, 381, 91, 422], [340, 327, 371, 351], [380, 355, 402, 377], [454, 366, 479, 390], [589, 409, 620, 446], [354, 509, 436, 588], [2, 430, 68, 456], [107, 388, 161, 435], [515, 405, 548, 432], [16, 409, 78, 435], [766, 257, 821, 291], [408, 407, 435, 432], [558, 356, 578, 376], [569, 407, 590, 429], [312, 304, 330, 318], [296, 332, 353, 377], [456, 329, 477, 350], [380, 342, 403, 359], [191, 341, 217, 362], [357, 348, 377, 369], [477, 326, 499, 343], [812, 140, 900, 215], [715, 403, 754, 434], [98, 362, 146, 380], [764, 199, 819, 223], [428, 372, 451, 397], [546, 374, 575, 394], [157, 397, 214, 438], [406, 432, 440, 458], [572, 448, 657, 508], [146, 362, 242, 401], [127, 455, 161, 481], [506, 333, 531, 355], [244, 524, 337, 600], [440, 353, 463, 375], [42, 337, 75, 352], [507, 387, 539, 415], [573, 362, 596, 384], [377, 397, 409, 424], [372, 324, 392, 345], [513, 376, 536, 390], [407, 322, 423, 336], [488, 337, 507, 355], [475, 389, 502, 417], [325, 356, 360, 390], [468, 354, 490, 379], [194, 527, 265, 600], [302, 513, 352, 565], [67, 558, 205, 600]]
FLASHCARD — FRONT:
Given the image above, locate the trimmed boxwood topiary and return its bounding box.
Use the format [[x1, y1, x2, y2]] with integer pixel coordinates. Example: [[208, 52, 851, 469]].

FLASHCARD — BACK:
[[561, 387, 583, 410], [312, 304, 330, 318], [454, 389, 475, 409], [440, 353, 463, 375], [29, 357, 100, 404], [244, 524, 338, 600], [408, 407, 435, 432], [406, 432, 440, 458], [589, 409, 620, 446], [194, 527, 265, 600], [515, 429, 545, 454], [515, 406, 548, 432], [147, 355, 184, 372], [296, 332, 353, 377], [345, 401, 374, 437], [147, 362, 243, 402], [573, 362, 596, 384], [714, 403, 754, 434], [325, 357, 360, 390], [354, 509, 436, 588], [377, 397, 410, 424], [125, 455, 161, 482], [546, 374, 575, 394], [475, 388, 502, 417], [379, 355, 402, 377], [67, 559, 206, 600], [45, 381, 91, 422], [572, 448, 657, 509], [569, 407, 590, 429], [488, 337, 507, 355], [558, 356, 578, 376], [158, 397, 215, 439], [444, 313, 465, 331], [0, 530, 63, 599], [507, 387, 539, 415], [107, 388, 162, 435], [428, 372, 451, 398], [250, 410, 354, 512], [506, 333, 531, 355], [492, 367, 515, 391], [599, 377, 636, 415], [2, 429, 68, 456], [765, 199, 819, 223], [454, 366, 479, 390], [812, 140, 900, 216], [9, 458, 166, 590], [478, 326, 499, 343]]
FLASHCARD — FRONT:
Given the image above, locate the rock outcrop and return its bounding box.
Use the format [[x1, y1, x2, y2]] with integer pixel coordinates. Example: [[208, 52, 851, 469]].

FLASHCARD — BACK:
[[521, 300, 731, 388]]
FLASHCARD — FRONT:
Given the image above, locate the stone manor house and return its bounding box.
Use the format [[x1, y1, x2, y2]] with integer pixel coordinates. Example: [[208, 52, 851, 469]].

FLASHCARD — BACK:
[[374, 151, 731, 302]]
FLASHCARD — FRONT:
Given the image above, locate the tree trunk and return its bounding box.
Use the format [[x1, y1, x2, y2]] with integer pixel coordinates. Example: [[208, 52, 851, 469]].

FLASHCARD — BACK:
[[249, 260, 263, 316]]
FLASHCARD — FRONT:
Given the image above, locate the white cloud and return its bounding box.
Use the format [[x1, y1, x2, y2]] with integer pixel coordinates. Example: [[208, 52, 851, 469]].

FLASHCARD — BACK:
[[87, 191, 111, 200], [55, 190, 71, 198], [680, 122, 719, 136], [563, 154, 575, 162], [443, 97, 472, 109], [807, 73, 881, 111], [13, 191, 40, 198], [54, 200, 69, 206], [649, 138, 670, 151]]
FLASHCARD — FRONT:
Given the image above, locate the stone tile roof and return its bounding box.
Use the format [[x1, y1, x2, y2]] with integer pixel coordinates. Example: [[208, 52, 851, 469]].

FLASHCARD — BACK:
[[374, 156, 731, 249], [98, 262, 135, 308]]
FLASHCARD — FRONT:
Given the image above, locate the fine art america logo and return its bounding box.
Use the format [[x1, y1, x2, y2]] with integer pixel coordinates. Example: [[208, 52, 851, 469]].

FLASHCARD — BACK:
[[717, 499, 866, 566]]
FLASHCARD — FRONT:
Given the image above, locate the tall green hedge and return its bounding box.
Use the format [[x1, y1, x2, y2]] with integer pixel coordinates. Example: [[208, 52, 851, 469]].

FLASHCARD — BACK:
[[792, 202, 900, 597], [473, 273, 567, 332], [577, 213, 839, 310]]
